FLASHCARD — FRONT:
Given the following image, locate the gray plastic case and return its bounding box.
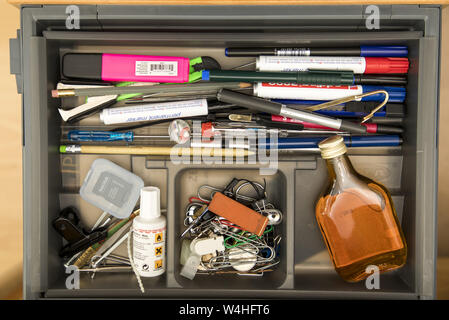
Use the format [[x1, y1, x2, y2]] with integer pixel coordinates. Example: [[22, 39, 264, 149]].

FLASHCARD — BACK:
[[79, 158, 144, 219], [10, 4, 440, 299]]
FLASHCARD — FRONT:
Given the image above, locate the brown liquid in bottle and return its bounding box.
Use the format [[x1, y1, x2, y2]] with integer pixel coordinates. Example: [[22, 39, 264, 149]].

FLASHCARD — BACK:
[[315, 136, 407, 282]]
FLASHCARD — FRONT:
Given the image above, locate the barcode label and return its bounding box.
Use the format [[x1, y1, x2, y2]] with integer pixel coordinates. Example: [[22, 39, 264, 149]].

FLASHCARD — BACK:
[[135, 61, 178, 76]]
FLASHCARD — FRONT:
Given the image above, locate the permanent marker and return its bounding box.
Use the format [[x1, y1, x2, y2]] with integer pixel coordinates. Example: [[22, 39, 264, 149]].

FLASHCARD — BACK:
[[98, 99, 209, 125], [254, 84, 406, 102], [256, 56, 409, 74], [202, 70, 407, 85], [225, 46, 408, 57]]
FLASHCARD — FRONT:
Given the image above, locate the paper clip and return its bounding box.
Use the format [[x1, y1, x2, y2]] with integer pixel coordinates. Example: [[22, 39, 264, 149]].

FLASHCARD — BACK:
[[303, 90, 389, 123]]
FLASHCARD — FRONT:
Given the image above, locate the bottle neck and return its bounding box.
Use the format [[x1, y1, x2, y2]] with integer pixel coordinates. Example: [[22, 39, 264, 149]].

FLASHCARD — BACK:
[[325, 153, 358, 189]]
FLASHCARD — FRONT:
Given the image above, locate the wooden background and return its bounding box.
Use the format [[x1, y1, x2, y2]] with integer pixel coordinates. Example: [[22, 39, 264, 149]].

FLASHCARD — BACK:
[[0, 2, 447, 299], [6, 0, 449, 5]]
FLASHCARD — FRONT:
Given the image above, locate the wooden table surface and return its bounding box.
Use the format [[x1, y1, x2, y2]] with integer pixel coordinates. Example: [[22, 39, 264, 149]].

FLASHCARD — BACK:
[[0, 1, 448, 300], [7, 0, 449, 5]]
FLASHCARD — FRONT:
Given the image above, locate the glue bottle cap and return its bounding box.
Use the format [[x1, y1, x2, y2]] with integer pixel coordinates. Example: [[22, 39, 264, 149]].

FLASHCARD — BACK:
[[140, 186, 161, 220]]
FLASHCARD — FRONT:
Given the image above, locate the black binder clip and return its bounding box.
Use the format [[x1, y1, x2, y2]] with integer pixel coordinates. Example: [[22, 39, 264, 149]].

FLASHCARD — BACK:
[[52, 206, 108, 257]]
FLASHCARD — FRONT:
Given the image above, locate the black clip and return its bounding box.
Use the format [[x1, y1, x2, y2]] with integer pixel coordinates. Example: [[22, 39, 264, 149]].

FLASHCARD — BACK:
[[52, 207, 108, 257]]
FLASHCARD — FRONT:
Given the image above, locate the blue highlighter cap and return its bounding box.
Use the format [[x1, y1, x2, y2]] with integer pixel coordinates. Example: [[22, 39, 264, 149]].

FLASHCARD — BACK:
[[201, 70, 210, 81]]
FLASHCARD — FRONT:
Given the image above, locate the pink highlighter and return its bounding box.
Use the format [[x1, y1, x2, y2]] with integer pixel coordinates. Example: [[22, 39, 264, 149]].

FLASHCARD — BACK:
[[62, 53, 190, 83]]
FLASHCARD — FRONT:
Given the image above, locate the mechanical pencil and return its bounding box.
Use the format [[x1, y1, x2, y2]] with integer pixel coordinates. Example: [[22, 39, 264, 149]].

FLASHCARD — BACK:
[[217, 89, 368, 134]]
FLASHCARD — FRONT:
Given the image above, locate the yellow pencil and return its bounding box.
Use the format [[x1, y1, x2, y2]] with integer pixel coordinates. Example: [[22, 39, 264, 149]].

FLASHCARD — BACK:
[[60, 145, 255, 157]]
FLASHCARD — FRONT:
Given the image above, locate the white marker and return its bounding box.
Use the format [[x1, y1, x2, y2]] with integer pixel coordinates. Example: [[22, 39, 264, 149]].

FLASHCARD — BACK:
[[100, 98, 208, 125], [257, 56, 366, 74], [254, 83, 364, 100], [256, 56, 408, 74]]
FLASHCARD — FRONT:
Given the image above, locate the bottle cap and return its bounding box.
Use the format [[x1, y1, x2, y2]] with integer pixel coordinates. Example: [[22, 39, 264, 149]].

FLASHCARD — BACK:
[[140, 186, 161, 220], [318, 135, 347, 159]]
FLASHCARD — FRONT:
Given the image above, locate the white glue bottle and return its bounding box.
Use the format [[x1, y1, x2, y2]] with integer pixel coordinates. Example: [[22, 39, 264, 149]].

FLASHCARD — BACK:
[[132, 186, 166, 277]]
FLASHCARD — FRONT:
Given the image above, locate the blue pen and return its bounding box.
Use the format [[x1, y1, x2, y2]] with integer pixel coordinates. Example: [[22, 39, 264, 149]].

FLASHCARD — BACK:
[[260, 135, 402, 149], [317, 110, 386, 118]]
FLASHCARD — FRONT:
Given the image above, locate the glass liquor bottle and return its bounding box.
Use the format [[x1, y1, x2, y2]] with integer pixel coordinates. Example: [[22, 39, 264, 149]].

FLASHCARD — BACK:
[[315, 135, 407, 282]]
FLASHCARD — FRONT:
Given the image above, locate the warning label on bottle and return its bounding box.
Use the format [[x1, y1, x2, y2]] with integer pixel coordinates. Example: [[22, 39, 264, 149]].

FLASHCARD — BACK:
[[135, 61, 178, 76], [155, 232, 163, 243], [155, 246, 163, 257], [133, 226, 166, 276], [154, 259, 163, 270]]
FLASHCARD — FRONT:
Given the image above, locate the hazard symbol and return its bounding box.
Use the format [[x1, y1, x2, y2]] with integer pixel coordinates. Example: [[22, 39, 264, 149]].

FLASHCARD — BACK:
[[155, 232, 163, 243], [155, 246, 163, 257], [154, 259, 163, 270]]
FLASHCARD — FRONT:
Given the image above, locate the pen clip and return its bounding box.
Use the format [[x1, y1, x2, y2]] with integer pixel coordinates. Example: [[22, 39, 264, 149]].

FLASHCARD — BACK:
[[307, 69, 354, 75], [304, 90, 389, 123]]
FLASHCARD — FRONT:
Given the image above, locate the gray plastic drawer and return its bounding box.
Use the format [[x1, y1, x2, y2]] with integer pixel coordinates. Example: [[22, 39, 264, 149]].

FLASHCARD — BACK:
[[11, 4, 440, 299]]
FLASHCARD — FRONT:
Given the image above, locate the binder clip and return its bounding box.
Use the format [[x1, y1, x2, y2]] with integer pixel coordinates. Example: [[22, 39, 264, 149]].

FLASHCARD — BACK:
[[304, 90, 389, 123], [52, 206, 109, 258]]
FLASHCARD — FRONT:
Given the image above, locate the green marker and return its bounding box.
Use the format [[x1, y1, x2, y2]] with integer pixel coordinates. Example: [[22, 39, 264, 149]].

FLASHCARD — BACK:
[[201, 69, 355, 85]]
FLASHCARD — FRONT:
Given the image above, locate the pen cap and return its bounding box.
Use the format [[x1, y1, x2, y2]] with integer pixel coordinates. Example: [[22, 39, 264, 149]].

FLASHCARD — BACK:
[[362, 85, 406, 103], [345, 101, 405, 117], [140, 186, 161, 220], [360, 46, 408, 57], [62, 53, 103, 80], [385, 103, 405, 117], [364, 58, 409, 74]]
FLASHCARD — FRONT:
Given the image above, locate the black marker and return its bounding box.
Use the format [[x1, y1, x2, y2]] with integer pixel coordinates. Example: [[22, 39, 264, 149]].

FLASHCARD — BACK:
[[225, 46, 408, 57]]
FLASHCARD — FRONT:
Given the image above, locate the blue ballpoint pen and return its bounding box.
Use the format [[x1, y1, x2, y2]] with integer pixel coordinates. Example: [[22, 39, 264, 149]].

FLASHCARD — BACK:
[[270, 86, 406, 104], [260, 135, 402, 149]]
